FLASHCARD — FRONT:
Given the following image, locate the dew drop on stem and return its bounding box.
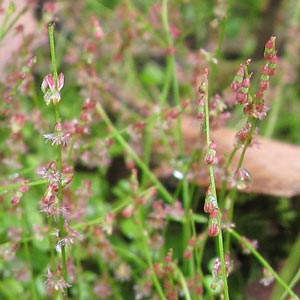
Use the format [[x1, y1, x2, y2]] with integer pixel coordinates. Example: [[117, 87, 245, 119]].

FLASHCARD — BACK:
[[233, 168, 252, 190]]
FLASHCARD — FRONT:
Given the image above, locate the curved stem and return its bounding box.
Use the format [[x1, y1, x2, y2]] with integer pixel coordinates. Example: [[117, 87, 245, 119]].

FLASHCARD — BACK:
[[230, 229, 300, 300]]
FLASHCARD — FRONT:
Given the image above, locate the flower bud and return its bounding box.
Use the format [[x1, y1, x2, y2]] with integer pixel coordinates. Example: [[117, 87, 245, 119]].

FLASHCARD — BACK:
[[41, 73, 65, 105], [264, 36, 276, 60], [231, 65, 244, 92], [208, 219, 220, 237]]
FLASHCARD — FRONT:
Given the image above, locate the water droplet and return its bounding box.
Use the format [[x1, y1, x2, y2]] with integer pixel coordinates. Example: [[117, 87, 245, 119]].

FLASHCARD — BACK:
[[173, 169, 184, 180], [171, 156, 192, 181], [233, 168, 252, 190], [205, 194, 218, 207]]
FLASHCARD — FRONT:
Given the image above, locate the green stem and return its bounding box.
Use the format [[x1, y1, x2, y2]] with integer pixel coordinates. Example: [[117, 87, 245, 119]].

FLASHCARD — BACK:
[[230, 229, 300, 300], [0, 5, 27, 42], [48, 23, 68, 290], [225, 117, 257, 252], [136, 207, 167, 300], [209, 0, 233, 97], [22, 199, 38, 300], [162, 0, 184, 154], [48, 23, 59, 83], [272, 234, 300, 299], [162, 1, 194, 278], [237, 118, 257, 170], [176, 267, 192, 300], [0, 179, 47, 195], [204, 72, 229, 300], [96, 102, 174, 204]]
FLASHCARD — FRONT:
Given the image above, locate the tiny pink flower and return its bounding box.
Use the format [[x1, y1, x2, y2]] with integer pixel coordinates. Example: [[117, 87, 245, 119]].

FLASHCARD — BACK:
[[114, 263, 132, 282], [43, 131, 71, 147], [57, 221, 82, 249], [10, 114, 26, 134], [260, 268, 274, 286], [41, 73, 64, 105], [45, 267, 71, 293]]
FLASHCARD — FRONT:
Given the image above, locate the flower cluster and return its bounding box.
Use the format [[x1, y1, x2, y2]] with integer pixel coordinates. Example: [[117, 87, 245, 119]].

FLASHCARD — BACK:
[[45, 267, 71, 294], [154, 249, 180, 300], [231, 37, 277, 121], [38, 162, 73, 218], [43, 122, 71, 147], [210, 255, 233, 290], [196, 68, 208, 121], [56, 221, 82, 250]]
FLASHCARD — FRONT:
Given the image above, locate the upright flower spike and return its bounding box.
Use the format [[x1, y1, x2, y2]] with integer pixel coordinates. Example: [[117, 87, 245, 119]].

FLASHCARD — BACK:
[[41, 73, 64, 105], [264, 36, 276, 60]]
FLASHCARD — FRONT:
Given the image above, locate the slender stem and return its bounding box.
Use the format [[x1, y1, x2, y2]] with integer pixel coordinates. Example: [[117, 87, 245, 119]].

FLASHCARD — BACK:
[[96, 102, 174, 204], [225, 116, 257, 252], [230, 229, 300, 300], [272, 234, 300, 299], [162, 1, 194, 278], [0, 179, 47, 195], [279, 266, 300, 300], [203, 71, 230, 300], [48, 23, 59, 83], [209, 0, 233, 97], [237, 118, 257, 170], [22, 202, 38, 300], [161, 0, 184, 154], [136, 206, 167, 300], [176, 267, 192, 300], [0, 5, 27, 42], [48, 23, 68, 289]]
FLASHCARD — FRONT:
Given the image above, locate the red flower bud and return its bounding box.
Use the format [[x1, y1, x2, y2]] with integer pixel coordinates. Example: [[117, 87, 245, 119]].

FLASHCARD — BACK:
[[264, 36, 276, 60], [236, 92, 248, 104], [208, 219, 220, 237]]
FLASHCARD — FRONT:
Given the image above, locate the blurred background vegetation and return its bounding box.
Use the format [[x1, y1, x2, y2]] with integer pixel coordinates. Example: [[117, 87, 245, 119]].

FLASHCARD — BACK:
[[0, 0, 299, 299]]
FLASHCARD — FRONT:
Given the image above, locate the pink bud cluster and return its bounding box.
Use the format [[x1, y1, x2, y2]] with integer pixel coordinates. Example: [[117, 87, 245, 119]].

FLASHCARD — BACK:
[[204, 140, 217, 165], [91, 15, 104, 41], [210, 255, 233, 290], [11, 184, 29, 205], [203, 186, 220, 237], [230, 61, 251, 105], [45, 267, 71, 294], [184, 237, 195, 260], [196, 68, 208, 121], [234, 123, 256, 148], [154, 248, 180, 300], [231, 37, 277, 121]]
